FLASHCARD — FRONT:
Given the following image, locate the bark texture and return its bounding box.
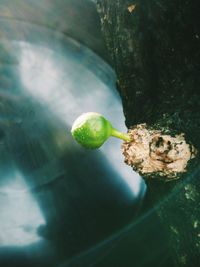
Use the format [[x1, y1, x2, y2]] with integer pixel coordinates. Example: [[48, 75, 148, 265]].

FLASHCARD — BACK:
[[96, 0, 200, 266]]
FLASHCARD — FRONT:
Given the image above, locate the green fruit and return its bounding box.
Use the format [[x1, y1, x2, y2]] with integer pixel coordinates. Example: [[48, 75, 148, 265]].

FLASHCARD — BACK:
[[71, 112, 112, 148], [71, 112, 131, 149]]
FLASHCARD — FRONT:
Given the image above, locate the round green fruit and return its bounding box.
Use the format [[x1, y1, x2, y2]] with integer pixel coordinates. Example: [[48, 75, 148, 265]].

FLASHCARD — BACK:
[[71, 112, 112, 149], [71, 112, 131, 149]]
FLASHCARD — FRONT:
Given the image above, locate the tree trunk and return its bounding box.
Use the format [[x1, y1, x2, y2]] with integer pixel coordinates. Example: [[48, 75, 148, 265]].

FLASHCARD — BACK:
[[96, 0, 200, 266]]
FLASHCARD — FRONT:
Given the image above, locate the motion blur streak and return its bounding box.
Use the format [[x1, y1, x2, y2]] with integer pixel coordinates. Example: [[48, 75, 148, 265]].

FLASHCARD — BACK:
[[19, 40, 145, 196]]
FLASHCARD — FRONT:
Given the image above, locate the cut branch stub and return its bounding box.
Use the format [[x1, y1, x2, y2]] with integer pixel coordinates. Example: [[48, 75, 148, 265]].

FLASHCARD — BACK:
[[122, 124, 197, 181]]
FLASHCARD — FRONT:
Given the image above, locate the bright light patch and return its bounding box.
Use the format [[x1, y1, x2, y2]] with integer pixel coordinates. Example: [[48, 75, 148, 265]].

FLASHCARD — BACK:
[[0, 170, 45, 247], [19, 43, 60, 100]]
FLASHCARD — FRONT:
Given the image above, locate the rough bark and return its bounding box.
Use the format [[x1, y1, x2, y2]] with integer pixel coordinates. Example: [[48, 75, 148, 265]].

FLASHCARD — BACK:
[[96, 0, 200, 266]]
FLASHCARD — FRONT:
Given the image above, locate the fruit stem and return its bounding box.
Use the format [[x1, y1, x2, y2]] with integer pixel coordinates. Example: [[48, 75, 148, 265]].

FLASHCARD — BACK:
[[111, 128, 131, 142]]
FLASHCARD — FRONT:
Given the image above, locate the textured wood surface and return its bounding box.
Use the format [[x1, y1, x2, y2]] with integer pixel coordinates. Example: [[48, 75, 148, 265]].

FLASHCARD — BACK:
[[96, 1, 200, 266]]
